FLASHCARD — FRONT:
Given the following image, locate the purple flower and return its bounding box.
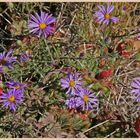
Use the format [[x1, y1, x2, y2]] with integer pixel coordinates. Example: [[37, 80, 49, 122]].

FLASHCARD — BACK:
[[76, 87, 98, 111], [28, 11, 56, 38], [65, 97, 80, 109], [20, 52, 29, 61], [6, 80, 26, 92], [0, 89, 23, 111], [79, 52, 85, 58], [104, 37, 111, 44], [122, 5, 127, 11], [130, 77, 140, 102], [95, 4, 118, 24], [0, 50, 17, 69], [60, 73, 83, 95], [137, 29, 140, 40]]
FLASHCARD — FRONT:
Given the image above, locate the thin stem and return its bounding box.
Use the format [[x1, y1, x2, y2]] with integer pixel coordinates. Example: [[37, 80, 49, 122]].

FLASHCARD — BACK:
[[44, 38, 55, 64], [82, 119, 110, 134], [105, 128, 120, 138]]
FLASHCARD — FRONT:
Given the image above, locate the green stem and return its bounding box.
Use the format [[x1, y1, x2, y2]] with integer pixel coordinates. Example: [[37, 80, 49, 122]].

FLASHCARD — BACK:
[[43, 38, 55, 64]]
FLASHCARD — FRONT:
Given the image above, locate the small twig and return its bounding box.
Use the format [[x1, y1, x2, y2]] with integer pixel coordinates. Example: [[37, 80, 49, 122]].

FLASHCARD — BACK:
[[82, 120, 110, 134], [0, 13, 11, 24], [105, 128, 120, 138], [64, 13, 76, 38], [117, 70, 137, 77], [117, 72, 128, 105]]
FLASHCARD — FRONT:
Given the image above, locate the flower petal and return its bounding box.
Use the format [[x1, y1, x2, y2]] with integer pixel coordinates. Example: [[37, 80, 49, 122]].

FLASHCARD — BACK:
[[107, 4, 114, 13]]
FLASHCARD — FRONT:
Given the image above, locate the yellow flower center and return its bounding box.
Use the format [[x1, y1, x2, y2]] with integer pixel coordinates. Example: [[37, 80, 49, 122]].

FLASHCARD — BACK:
[[83, 94, 89, 102], [0, 58, 7, 65], [8, 95, 15, 102], [105, 13, 110, 19], [15, 86, 20, 89], [39, 22, 47, 29], [69, 80, 75, 87]]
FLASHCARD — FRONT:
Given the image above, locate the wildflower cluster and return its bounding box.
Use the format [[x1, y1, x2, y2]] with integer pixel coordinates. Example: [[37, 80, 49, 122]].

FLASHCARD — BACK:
[[0, 2, 139, 137], [0, 80, 26, 111], [61, 72, 99, 112], [0, 4, 137, 115], [0, 49, 28, 111], [0, 11, 56, 113]]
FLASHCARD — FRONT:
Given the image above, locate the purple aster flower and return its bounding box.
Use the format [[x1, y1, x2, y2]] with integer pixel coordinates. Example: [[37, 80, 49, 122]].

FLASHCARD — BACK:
[[79, 52, 85, 58], [104, 36, 111, 44], [65, 97, 80, 109], [137, 28, 140, 40], [20, 52, 29, 61], [76, 87, 99, 111], [28, 11, 56, 38], [95, 4, 118, 24], [122, 5, 127, 11], [0, 50, 17, 69], [130, 77, 140, 102], [60, 73, 83, 95], [6, 80, 26, 92], [0, 89, 23, 111]]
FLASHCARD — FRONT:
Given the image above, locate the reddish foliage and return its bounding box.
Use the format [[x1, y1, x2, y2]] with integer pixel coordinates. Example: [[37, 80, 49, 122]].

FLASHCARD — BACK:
[[135, 116, 140, 134], [116, 42, 126, 52], [95, 69, 113, 80], [68, 108, 77, 115], [116, 41, 131, 58], [0, 88, 3, 95], [119, 50, 130, 58], [78, 112, 88, 120]]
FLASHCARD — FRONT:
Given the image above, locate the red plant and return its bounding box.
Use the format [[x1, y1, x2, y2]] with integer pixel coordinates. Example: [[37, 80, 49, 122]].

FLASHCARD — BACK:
[[116, 42, 126, 52], [79, 112, 88, 120], [116, 42, 130, 58], [135, 116, 140, 134], [0, 88, 3, 95], [119, 50, 129, 55], [119, 50, 130, 58], [95, 69, 113, 80], [0, 81, 4, 95]]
